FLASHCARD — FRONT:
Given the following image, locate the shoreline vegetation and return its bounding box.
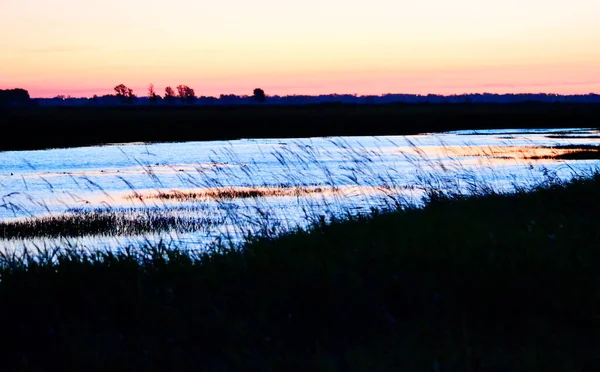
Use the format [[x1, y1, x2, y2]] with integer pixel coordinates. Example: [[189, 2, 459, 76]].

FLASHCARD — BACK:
[[2, 102, 600, 152], [1, 173, 599, 370]]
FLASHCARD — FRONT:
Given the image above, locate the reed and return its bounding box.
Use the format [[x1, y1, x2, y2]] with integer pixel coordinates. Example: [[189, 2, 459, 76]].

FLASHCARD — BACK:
[[0, 172, 599, 370]]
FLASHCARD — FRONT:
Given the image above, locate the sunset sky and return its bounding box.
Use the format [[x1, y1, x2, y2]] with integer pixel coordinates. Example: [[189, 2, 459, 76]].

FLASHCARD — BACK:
[[1, 0, 599, 98]]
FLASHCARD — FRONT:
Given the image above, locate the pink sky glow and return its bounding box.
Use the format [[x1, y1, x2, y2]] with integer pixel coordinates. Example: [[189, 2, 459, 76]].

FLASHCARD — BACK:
[[1, 0, 599, 98]]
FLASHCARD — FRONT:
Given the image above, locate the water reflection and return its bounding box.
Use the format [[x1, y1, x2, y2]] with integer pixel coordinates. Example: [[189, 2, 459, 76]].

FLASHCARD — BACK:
[[1, 128, 599, 251]]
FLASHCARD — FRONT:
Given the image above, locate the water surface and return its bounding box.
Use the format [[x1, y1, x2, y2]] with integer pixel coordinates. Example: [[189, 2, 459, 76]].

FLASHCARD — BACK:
[[1, 128, 598, 251]]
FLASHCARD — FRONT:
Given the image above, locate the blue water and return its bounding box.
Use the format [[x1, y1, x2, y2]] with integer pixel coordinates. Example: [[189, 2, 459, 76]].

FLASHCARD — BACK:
[[1, 128, 599, 251]]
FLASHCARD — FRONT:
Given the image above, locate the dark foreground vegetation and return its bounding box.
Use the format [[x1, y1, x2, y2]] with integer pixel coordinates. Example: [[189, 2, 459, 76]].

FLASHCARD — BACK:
[[1, 174, 600, 371], [2, 102, 600, 151]]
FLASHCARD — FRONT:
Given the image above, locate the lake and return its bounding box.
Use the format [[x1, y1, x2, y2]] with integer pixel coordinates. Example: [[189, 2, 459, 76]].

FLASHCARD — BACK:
[[1, 128, 599, 252]]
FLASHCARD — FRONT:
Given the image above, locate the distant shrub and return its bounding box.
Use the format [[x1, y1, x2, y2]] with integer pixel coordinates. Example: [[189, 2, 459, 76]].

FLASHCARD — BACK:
[[253, 88, 266, 102]]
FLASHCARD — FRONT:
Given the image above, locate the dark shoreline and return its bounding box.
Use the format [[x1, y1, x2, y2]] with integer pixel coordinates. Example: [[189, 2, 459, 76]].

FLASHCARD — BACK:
[[2, 102, 600, 152]]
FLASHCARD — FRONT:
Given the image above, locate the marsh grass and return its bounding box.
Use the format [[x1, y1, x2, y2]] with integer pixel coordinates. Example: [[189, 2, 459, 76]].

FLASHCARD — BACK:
[[1, 133, 600, 370], [546, 135, 600, 139], [1, 136, 597, 246], [0, 208, 222, 239], [131, 185, 342, 201], [429, 143, 600, 162], [0, 173, 599, 370], [526, 144, 600, 160], [0, 137, 418, 245]]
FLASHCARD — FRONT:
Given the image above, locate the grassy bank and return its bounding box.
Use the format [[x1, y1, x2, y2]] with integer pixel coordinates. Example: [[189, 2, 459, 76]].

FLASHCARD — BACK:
[[0, 174, 599, 371], [1, 102, 600, 151]]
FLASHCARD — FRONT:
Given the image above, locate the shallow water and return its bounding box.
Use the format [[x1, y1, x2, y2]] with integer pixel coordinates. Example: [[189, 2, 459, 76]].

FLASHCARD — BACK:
[[1, 128, 599, 251]]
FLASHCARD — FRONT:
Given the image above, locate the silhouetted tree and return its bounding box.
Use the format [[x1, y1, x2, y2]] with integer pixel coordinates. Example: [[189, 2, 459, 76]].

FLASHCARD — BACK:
[[0, 88, 31, 106], [114, 84, 135, 104], [164, 86, 176, 104], [147, 83, 159, 104], [253, 88, 266, 103], [114, 84, 131, 97], [177, 85, 196, 104]]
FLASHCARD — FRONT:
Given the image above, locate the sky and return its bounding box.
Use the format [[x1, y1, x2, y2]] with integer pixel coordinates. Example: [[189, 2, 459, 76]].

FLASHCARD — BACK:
[[1, 0, 599, 98]]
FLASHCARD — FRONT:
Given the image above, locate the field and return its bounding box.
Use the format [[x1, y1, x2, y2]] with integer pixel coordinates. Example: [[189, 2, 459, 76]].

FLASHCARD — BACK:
[[2, 102, 600, 151], [0, 173, 599, 370]]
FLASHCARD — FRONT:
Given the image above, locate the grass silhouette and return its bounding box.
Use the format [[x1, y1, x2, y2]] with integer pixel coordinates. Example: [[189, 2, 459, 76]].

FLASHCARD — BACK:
[[0, 172, 599, 370]]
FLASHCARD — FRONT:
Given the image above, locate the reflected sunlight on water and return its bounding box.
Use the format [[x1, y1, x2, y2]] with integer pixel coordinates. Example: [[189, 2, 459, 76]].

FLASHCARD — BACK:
[[1, 128, 599, 251]]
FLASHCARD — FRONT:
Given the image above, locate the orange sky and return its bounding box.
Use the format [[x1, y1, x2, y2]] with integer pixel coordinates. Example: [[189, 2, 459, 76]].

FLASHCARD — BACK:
[[1, 0, 599, 98]]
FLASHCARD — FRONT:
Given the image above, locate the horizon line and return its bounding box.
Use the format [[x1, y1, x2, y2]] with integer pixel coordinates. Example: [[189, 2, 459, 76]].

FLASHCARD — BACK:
[[30, 91, 600, 100]]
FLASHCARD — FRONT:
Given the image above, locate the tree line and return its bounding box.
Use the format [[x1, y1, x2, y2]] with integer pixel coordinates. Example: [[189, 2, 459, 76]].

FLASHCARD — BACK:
[[114, 84, 266, 104]]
